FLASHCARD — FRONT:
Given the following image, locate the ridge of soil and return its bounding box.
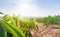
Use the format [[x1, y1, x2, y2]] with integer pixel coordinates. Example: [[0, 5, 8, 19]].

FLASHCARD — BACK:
[[30, 23, 60, 37]]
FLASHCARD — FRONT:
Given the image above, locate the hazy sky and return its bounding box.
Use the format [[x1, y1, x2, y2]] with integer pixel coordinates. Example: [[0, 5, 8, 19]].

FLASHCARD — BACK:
[[0, 0, 60, 17]]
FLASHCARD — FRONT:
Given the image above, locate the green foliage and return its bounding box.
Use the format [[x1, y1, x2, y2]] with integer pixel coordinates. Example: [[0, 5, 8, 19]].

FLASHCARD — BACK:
[[0, 12, 3, 14], [20, 18, 37, 37], [36, 15, 60, 25], [0, 20, 25, 37], [2, 14, 37, 37], [20, 18, 37, 29], [12, 14, 20, 26], [0, 24, 6, 37], [2, 15, 16, 25]]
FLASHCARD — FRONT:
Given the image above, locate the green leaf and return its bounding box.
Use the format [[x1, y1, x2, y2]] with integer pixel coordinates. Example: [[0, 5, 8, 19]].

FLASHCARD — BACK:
[[0, 24, 7, 37], [0, 12, 3, 14], [0, 20, 25, 37]]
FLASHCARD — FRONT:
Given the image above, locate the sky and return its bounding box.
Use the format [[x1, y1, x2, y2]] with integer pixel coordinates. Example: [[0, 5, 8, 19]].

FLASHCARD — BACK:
[[0, 0, 60, 17]]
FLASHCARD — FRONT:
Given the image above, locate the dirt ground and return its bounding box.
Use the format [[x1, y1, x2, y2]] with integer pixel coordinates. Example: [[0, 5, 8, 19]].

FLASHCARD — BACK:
[[30, 23, 60, 37]]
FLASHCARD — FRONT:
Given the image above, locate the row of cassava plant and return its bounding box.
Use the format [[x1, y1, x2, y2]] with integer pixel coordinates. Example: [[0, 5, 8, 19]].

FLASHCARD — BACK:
[[12, 15, 38, 37], [0, 12, 38, 37], [36, 15, 60, 25], [0, 12, 25, 37]]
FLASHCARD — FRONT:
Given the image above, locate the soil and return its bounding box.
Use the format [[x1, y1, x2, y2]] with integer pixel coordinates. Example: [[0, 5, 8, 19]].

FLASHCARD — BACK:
[[30, 23, 60, 37]]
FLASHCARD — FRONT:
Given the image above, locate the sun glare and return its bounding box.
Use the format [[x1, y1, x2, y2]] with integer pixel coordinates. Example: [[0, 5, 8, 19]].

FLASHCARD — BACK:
[[20, 0, 32, 17]]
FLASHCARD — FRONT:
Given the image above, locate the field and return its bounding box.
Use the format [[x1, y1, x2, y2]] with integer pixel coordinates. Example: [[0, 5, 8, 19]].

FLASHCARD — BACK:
[[0, 12, 60, 37], [30, 23, 60, 37]]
